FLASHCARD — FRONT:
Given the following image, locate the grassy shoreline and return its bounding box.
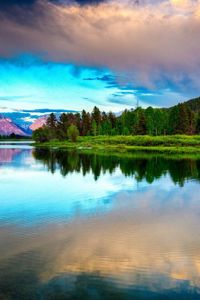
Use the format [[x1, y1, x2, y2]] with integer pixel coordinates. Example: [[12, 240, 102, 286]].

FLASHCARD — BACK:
[[34, 135, 200, 154]]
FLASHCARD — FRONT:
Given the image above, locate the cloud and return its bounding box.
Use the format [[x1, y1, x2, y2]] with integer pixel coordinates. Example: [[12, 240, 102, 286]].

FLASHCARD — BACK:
[[22, 108, 78, 113], [0, 0, 35, 6], [109, 91, 138, 106], [0, 0, 107, 8], [68, 0, 107, 4], [84, 74, 117, 88], [0, 0, 200, 95]]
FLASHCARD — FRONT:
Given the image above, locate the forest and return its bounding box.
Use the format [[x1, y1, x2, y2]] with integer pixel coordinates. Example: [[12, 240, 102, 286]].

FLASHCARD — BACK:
[[33, 98, 200, 143]]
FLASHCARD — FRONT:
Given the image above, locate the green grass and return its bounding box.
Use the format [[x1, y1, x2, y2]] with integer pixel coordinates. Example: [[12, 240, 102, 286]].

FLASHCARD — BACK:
[[34, 135, 200, 154]]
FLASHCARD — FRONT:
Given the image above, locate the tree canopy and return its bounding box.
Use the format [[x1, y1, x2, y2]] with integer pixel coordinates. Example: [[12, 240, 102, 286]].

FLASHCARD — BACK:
[[32, 101, 200, 142]]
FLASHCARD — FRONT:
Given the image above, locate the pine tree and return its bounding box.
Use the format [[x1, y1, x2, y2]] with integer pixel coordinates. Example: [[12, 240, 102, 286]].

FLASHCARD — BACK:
[[134, 109, 147, 135], [108, 112, 116, 129], [46, 113, 57, 129], [92, 106, 101, 125], [145, 107, 154, 135], [46, 113, 57, 139], [187, 108, 195, 135], [92, 120, 97, 136], [178, 103, 190, 134], [169, 106, 179, 134], [57, 113, 69, 140], [81, 110, 91, 136], [196, 112, 200, 134]]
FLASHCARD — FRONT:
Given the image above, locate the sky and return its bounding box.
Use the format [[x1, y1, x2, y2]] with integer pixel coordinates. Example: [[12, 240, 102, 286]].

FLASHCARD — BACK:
[[0, 0, 200, 112]]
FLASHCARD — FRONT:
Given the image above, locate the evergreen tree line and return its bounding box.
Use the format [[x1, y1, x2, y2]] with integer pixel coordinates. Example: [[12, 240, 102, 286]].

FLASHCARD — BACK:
[[33, 103, 200, 142], [0, 134, 31, 140]]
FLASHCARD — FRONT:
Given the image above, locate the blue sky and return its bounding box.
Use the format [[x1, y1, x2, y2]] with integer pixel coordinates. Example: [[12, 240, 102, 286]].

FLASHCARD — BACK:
[[0, 56, 139, 112], [0, 0, 200, 112], [0, 55, 190, 112]]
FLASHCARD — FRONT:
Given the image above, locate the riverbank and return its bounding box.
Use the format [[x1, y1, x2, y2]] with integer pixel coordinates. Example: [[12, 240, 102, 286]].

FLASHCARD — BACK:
[[34, 135, 200, 154]]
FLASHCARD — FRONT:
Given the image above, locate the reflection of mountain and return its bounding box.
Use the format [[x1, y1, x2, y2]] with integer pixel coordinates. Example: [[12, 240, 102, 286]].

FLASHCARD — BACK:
[[0, 147, 33, 165], [0, 148, 22, 163], [33, 149, 200, 186]]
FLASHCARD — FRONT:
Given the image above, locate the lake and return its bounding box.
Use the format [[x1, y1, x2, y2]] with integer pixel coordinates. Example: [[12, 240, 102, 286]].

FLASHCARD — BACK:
[[0, 143, 200, 299]]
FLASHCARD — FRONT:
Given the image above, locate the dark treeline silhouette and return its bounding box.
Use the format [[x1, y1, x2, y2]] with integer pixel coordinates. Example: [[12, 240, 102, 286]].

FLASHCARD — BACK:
[[33, 149, 200, 186], [33, 99, 200, 142], [0, 134, 31, 140]]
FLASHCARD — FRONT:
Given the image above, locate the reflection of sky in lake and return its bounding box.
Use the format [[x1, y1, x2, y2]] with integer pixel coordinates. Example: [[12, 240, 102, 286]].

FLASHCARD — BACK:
[[0, 146, 200, 299], [0, 147, 197, 225]]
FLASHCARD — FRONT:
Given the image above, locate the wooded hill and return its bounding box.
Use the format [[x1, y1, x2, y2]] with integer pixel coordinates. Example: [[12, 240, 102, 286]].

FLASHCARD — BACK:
[[33, 97, 200, 142], [184, 97, 200, 113]]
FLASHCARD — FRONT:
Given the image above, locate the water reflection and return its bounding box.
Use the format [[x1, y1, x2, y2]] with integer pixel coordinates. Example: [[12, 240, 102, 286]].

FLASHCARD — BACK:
[[0, 146, 200, 299], [33, 148, 200, 186]]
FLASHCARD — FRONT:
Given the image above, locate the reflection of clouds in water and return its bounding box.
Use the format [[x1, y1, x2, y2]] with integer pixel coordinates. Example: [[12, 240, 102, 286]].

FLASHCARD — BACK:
[[0, 161, 183, 224], [1, 148, 200, 297], [0, 182, 200, 293]]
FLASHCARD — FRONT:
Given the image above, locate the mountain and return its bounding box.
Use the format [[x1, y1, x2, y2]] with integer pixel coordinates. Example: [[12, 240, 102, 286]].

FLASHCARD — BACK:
[[29, 112, 77, 131], [29, 115, 48, 131], [0, 115, 28, 136], [0, 109, 79, 133]]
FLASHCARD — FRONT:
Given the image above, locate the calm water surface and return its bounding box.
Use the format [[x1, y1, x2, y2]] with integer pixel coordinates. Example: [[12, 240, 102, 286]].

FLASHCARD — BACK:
[[0, 143, 200, 299]]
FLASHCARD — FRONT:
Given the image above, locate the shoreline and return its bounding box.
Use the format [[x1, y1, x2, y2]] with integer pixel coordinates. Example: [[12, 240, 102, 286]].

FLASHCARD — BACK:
[[33, 135, 200, 155]]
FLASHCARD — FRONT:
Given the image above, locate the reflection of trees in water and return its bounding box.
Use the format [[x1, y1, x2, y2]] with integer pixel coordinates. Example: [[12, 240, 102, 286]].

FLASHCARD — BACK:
[[33, 149, 200, 186]]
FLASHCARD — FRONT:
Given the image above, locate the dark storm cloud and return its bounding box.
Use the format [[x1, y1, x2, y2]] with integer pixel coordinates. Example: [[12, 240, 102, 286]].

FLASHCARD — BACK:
[[0, 0, 200, 96], [0, 0, 35, 6], [0, 0, 106, 8]]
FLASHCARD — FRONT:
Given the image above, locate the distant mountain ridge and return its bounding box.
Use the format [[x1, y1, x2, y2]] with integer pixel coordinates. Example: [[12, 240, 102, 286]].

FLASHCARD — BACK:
[[0, 115, 28, 136], [29, 115, 48, 131], [0, 108, 78, 136]]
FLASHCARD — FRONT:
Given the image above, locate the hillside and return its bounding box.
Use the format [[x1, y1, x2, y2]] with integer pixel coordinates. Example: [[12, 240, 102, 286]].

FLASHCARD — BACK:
[[184, 97, 200, 113]]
